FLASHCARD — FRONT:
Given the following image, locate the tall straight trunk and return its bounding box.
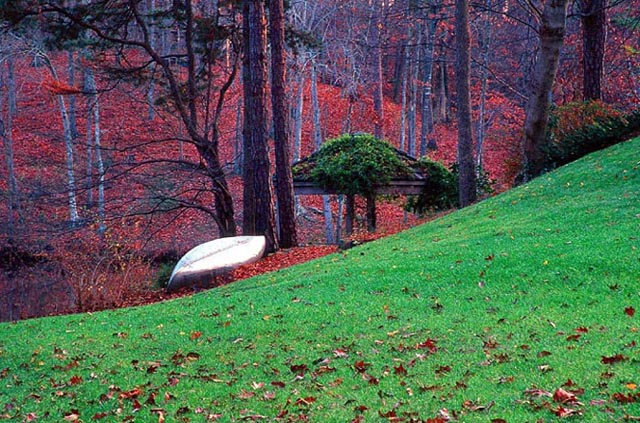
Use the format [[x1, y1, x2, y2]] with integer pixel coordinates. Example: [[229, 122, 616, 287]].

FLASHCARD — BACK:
[[420, 8, 438, 155], [66, 51, 79, 139], [293, 70, 305, 161], [523, 0, 570, 178], [234, 97, 243, 174], [7, 55, 17, 116], [370, 3, 384, 140], [455, 0, 476, 207], [476, 1, 492, 170], [581, 0, 606, 101], [242, 0, 278, 252], [311, 60, 334, 244], [408, 31, 421, 157], [400, 22, 412, 153], [147, 0, 156, 120], [269, 0, 297, 248], [42, 54, 80, 225], [435, 44, 450, 123], [84, 67, 106, 234], [1, 63, 20, 239]]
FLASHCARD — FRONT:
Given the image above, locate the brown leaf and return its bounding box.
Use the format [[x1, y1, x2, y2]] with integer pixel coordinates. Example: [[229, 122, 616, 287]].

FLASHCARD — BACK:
[[553, 405, 580, 418], [553, 388, 578, 404], [394, 364, 407, 376], [435, 365, 451, 376], [354, 361, 371, 373], [295, 396, 316, 406], [602, 354, 627, 364], [613, 392, 638, 404], [119, 388, 143, 400], [625, 306, 636, 317]]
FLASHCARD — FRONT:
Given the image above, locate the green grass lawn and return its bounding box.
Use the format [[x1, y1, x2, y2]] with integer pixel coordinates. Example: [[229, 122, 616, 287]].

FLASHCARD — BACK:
[[1, 138, 639, 422]]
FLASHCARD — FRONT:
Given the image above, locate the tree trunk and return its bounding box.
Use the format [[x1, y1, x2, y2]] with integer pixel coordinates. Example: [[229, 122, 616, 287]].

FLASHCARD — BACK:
[[435, 44, 450, 123], [7, 55, 17, 116], [370, 2, 384, 140], [269, 0, 297, 248], [345, 195, 354, 236], [1, 62, 20, 240], [66, 50, 79, 139], [42, 53, 80, 225], [408, 30, 421, 157], [310, 59, 335, 244], [476, 0, 492, 171], [366, 193, 376, 232], [234, 97, 243, 175], [242, 0, 278, 253], [420, 7, 438, 154], [455, 0, 476, 207], [581, 0, 606, 101], [293, 69, 305, 161], [84, 67, 106, 234], [523, 0, 570, 179], [147, 0, 156, 120]]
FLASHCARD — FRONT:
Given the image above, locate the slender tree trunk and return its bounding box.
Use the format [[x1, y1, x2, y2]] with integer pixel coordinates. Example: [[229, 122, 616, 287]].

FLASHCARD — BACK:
[[400, 22, 412, 152], [234, 97, 243, 175], [242, 0, 278, 252], [366, 193, 376, 232], [456, 0, 476, 207], [66, 50, 79, 139], [7, 56, 17, 116], [523, 0, 570, 179], [420, 7, 438, 154], [476, 1, 492, 170], [147, 0, 156, 120], [370, 2, 384, 140], [1, 63, 20, 239], [345, 195, 354, 236], [84, 67, 106, 234], [42, 53, 80, 225], [293, 69, 305, 161], [310, 60, 334, 244], [269, 0, 297, 248], [408, 30, 421, 157], [435, 44, 450, 123], [581, 0, 606, 101]]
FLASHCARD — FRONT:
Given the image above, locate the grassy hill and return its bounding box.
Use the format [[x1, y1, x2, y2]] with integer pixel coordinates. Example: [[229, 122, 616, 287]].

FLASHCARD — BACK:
[[1, 138, 639, 422]]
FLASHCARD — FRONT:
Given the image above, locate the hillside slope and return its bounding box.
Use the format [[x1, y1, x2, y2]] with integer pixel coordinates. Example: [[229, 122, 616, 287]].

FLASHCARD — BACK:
[[1, 138, 639, 422]]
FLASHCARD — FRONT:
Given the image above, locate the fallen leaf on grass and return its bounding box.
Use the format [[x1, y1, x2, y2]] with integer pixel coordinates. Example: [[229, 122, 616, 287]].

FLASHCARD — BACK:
[[553, 405, 580, 418], [625, 306, 636, 317], [553, 388, 579, 404], [602, 354, 626, 364]]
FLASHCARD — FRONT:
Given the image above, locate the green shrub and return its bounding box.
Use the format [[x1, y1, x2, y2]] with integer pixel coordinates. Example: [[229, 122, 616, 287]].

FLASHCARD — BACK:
[[406, 160, 495, 215], [153, 262, 175, 289], [308, 133, 412, 197], [406, 159, 458, 214], [545, 101, 640, 169]]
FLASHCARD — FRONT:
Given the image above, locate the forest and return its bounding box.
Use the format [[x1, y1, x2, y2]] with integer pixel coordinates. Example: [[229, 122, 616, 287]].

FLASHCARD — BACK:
[[0, 0, 638, 321]]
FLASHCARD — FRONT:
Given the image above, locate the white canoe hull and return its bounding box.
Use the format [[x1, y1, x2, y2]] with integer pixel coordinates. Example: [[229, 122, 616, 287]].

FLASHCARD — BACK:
[[166, 236, 266, 292]]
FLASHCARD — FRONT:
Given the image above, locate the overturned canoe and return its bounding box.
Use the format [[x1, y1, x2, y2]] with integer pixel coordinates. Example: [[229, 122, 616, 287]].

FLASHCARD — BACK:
[[166, 236, 266, 293]]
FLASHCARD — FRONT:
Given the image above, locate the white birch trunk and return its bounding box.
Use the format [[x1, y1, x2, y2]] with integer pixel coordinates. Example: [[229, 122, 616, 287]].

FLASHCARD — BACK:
[[42, 53, 80, 225]]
